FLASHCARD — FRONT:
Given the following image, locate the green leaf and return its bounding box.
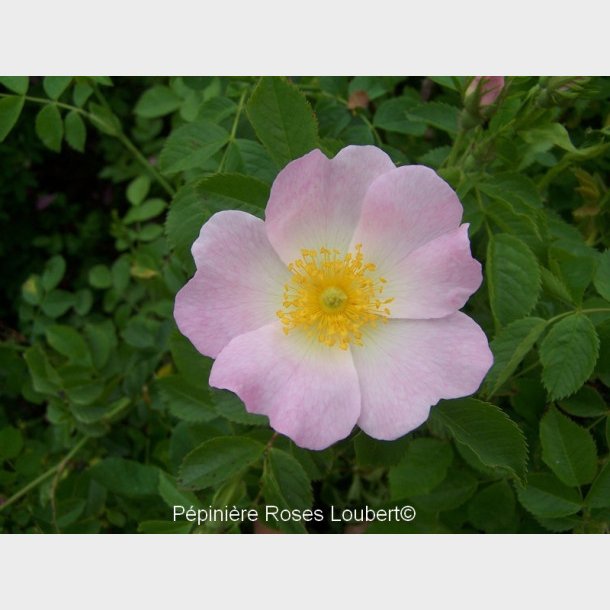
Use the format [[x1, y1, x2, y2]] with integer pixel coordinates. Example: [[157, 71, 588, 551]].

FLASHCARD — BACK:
[[158, 472, 201, 509], [417, 145, 451, 168], [179, 436, 265, 490], [21, 274, 43, 305], [0, 95, 24, 142], [210, 389, 268, 426], [467, 480, 516, 533], [45, 325, 92, 366], [549, 248, 597, 305], [183, 76, 214, 91], [64, 378, 105, 407], [262, 448, 313, 533], [0, 426, 24, 460], [535, 515, 581, 533], [516, 472, 582, 518], [24, 345, 61, 393], [389, 438, 453, 499], [485, 317, 548, 396], [224, 138, 279, 184], [64, 110, 86, 152], [35, 104, 63, 152], [158, 120, 229, 174], [585, 462, 610, 508], [73, 82, 93, 107], [484, 197, 543, 251], [121, 317, 156, 349], [43, 76, 72, 100], [88, 102, 120, 136], [166, 173, 269, 266], [410, 467, 477, 512], [41, 255, 66, 292], [479, 173, 542, 210], [126, 175, 151, 206], [373, 95, 426, 135], [594, 250, 610, 301], [428, 76, 464, 91], [263, 447, 313, 510], [540, 406, 597, 486], [41, 289, 74, 317], [289, 446, 333, 481], [134, 85, 181, 118], [406, 101, 460, 135], [84, 321, 116, 370], [124, 198, 166, 224], [540, 314, 599, 400], [520, 123, 576, 153], [487, 234, 541, 326], [354, 432, 410, 467], [432, 398, 528, 482], [156, 375, 217, 422], [348, 76, 399, 100], [90, 458, 160, 498], [540, 266, 574, 304], [0, 76, 28, 94], [247, 76, 319, 167], [169, 330, 211, 390], [559, 386, 607, 418], [88, 264, 113, 289]]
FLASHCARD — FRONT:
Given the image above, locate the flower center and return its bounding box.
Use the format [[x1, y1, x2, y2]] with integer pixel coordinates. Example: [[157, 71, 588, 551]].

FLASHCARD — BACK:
[[276, 244, 393, 350]]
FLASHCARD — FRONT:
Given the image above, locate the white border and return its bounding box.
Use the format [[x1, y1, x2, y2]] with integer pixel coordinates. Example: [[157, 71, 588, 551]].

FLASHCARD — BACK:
[[1, 535, 608, 607], [2, 1, 609, 74]]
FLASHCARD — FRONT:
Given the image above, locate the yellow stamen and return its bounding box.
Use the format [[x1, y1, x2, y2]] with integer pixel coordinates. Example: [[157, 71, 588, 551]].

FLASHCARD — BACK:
[[276, 244, 394, 350]]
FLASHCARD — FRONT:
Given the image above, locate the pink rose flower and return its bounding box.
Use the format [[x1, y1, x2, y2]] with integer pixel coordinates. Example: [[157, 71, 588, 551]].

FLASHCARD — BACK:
[[465, 76, 505, 108], [174, 146, 493, 450]]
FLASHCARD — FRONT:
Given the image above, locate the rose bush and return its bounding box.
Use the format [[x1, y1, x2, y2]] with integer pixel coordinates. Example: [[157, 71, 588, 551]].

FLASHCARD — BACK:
[[1, 76, 609, 533]]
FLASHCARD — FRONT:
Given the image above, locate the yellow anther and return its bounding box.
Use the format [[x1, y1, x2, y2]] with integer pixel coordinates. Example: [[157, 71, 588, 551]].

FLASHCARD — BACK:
[[276, 245, 392, 349]]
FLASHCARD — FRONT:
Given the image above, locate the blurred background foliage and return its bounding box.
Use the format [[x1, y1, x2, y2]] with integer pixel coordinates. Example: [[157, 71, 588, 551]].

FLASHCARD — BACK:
[[1, 75, 610, 533]]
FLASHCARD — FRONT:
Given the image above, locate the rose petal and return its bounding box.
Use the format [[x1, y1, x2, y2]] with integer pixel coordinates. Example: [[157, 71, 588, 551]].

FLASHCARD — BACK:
[[382, 224, 483, 319], [174, 210, 289, 358], [210, 323, 361, 450], [352, 313, 493, 440], [265, 146, 395, 263], [350, 165, 463, 272]]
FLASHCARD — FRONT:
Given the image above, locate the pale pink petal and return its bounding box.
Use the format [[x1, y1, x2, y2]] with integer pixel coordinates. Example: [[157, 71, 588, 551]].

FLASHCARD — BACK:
[[352, 313, 493, 440], [382, 224, 483, 319], [209, 323, 361, 450], [174, 211, 289, 358], [350, 165, 463, 276], [265, 146, 395, 263]]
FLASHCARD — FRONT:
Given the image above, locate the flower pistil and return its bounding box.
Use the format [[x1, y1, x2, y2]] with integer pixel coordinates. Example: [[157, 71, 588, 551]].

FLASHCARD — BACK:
[[276, 244, 393, 350]]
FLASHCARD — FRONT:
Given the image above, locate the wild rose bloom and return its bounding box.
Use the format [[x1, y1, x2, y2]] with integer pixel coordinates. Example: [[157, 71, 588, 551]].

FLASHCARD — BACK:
[[174, 146, 493, 450], [465, 76, 505, 108]]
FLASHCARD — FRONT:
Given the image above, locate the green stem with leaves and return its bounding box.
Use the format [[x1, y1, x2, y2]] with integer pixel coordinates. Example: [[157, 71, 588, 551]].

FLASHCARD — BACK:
[[217, 89, 248, 173], [0, 436, 89, 514], [0, 92, 175, 198]]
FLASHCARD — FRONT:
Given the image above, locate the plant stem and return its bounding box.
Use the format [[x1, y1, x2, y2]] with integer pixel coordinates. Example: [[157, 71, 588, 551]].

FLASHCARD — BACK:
[[217, 89, 247, 173], [358, 111, 384, 148], [116, 131, 175, 197], [0, 92, 175, 198], [0, 436, 88, 513]]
